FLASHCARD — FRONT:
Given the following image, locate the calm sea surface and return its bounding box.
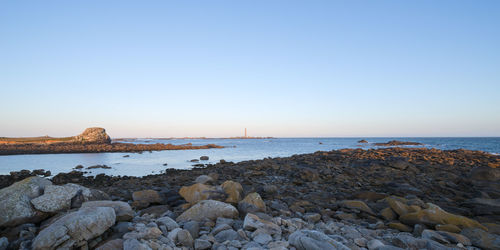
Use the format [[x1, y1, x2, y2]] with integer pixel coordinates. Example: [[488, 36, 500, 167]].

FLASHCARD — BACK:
[[0, 137, 499, 177]]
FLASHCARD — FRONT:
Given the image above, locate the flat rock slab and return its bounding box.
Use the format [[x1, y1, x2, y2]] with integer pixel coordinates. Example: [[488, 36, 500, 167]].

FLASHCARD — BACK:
[[32, 207, 116, 250]]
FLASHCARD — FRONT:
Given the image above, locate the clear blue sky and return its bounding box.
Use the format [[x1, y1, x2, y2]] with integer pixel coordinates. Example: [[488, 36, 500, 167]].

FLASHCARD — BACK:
[[1, 1, 499, 137]]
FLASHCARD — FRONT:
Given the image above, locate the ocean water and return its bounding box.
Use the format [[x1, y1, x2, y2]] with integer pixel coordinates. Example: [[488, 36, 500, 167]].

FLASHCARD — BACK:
[[0, 137, 498, 177]]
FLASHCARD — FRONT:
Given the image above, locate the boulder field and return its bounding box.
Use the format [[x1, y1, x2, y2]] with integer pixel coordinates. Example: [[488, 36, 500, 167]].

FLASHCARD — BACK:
[[0, 147, 499, 249]]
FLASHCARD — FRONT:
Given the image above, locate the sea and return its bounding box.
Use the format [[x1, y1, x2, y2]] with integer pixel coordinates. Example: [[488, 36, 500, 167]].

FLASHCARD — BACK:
[[0, 137, 499, 177]]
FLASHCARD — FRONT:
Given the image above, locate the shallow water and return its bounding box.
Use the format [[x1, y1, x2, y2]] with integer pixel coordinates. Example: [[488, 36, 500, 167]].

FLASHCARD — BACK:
[[0, 137, 498, 176]]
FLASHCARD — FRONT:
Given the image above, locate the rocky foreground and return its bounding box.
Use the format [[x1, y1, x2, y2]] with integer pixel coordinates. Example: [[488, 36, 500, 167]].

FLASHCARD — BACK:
[[0, 128, 223, 155], [1, 147, 500, 250]]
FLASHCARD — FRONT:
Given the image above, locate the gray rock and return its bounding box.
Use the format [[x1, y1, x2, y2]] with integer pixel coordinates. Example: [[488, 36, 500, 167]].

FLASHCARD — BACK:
[[177, 229, 194, 248], [243, 213, 281, 236], [195, 239, 212, 250], [212, 223, 232, 235], [215, 229, 240, 242], [253, 232, 272, 245], [31, 183, 97, 212], [176, 200, 239, 222], [0, 237, 8, 250], [32, 207, 116, 250], [461, 228, 500, 250], [195, 175, 213, 184], [123, 238, 152, 250], [367, 239, 385, 250], [82, 200, 134, 221], [157, 216, 179, 230], [288, 230, 350, 250], [184, 221, 200, 239], [95, 239, 124, 250], [0, 177, 52, 227]]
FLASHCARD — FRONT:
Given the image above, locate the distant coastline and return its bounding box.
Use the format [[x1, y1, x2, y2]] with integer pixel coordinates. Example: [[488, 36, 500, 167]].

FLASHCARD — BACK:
[[113, 136, 274, 141], [0, 128, 224, 156]]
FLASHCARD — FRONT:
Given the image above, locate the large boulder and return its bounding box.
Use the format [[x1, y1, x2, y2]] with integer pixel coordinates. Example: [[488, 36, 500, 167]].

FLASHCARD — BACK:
[[220, 180, 243, 203], [0, 177, 52, 227], [288, 230, 350, 250], [179, 183, 217, 204], [31, 183, 93, 212], [176, 200, 238, 222], [32, 207, 116, 249], [74, 127, 111, 144], [82, 200, 134, 221], [400, 203, 487, 230]]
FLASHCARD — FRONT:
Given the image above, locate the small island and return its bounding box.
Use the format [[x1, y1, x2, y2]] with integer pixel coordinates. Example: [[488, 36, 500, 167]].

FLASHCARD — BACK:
[[0, 128, 223, 155], [374, 140, 423, 146]]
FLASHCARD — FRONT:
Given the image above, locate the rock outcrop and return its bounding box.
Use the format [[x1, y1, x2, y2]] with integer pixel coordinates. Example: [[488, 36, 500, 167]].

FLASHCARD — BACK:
[[0, 177, 52, 227], [74, 127, 111, 144]]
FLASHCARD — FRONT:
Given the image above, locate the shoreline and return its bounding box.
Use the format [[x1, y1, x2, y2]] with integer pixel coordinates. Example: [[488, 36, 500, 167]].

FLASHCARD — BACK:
[[1, 147, 499, 249], [0, 142, 224, 156]]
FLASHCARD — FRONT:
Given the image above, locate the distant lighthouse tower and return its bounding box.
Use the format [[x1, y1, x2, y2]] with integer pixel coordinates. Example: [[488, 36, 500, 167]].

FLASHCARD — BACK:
[[245, 128, 247, 138]]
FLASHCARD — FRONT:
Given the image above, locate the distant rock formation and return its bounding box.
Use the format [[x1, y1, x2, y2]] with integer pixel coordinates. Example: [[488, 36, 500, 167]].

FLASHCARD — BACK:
[[74, 127, 111, 144]]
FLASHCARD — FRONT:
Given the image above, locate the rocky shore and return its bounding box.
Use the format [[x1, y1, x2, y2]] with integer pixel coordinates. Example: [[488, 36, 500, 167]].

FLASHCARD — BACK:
[[1, 147, 499, 250], [0, 128, 223, 155]]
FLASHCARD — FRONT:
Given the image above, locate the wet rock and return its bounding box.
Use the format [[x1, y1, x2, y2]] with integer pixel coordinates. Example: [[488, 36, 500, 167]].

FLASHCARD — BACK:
[[288, 229, 350, 250], [221, 180, 243, 203], [176, 200, 238, 222], [358, 140, 368, 143], [200, 156, 209, 161], [32, 207, 116, 249], [82, 200, 134, 221], [399, 203, 487, 230], [0, 177, 52, 227], [238, 192, 266, 214], [461, 228, 500, 250], [179, 183, 217, 204], [31, 183, 92, 212]]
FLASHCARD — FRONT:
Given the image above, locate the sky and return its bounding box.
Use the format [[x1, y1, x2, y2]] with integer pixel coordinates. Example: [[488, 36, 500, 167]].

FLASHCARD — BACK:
[[1, 1, 499, 138]]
